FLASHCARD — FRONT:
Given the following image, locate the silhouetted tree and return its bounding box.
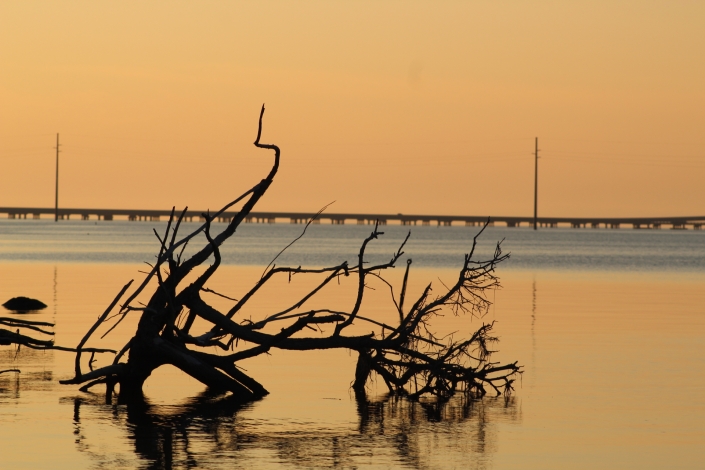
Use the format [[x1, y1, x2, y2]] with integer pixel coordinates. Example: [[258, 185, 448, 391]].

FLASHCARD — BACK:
[[61, 106, 521, 403]]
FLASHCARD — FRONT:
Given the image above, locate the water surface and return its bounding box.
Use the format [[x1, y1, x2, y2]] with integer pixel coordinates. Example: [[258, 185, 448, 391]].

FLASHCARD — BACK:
[[0, 220, 703, 468]]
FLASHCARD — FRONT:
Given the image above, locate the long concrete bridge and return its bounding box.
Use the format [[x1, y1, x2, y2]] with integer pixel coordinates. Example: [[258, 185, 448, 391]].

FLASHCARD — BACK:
[[0, 207, 702, 229]]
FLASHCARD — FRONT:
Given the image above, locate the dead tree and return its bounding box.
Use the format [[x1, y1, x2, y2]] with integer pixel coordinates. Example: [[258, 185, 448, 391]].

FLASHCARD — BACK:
[[0, 317, 54, 349], [0, 317, 114, 376], [60, 106, 521, 403]]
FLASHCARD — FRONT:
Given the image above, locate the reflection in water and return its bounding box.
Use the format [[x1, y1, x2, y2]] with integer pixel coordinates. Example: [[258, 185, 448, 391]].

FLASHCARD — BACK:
[[0, 346, 55, 397], [53, 265, 57, 320], [125, 393, 252, 469], [70, 392, 520, 469], [0, 371, 20, 399], [531, 279, 537, 384], [355, 393, 520, 468]]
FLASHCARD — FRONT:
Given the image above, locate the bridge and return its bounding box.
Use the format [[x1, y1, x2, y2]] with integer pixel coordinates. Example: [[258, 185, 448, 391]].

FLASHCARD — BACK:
[[0, 207, 702, 229]]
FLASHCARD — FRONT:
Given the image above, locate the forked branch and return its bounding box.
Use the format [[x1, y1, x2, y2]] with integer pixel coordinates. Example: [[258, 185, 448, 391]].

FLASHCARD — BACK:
[[60, 107, 520, 404]]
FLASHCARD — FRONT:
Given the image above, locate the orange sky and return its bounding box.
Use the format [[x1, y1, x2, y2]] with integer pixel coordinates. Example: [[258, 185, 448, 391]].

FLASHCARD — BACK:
[[1, 1, 703, 217]]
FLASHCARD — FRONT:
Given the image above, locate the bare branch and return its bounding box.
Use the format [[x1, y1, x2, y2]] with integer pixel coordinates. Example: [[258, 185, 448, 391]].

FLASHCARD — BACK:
[[261, 201, 335, 278], [74, 280, 133, 378], [59, 109, 519, 404]]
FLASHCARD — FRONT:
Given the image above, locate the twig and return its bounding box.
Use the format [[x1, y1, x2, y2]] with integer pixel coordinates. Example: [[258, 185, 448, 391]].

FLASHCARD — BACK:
[[261, 201, 335, 279]]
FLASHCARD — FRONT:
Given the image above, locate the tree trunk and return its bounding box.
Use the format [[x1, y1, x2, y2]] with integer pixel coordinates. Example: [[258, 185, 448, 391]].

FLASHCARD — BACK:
[[352, 350, 373, 393]]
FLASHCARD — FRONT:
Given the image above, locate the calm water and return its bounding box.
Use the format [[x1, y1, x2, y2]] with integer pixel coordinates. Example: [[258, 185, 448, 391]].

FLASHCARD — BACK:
[[0, 219, 703, 469], [1, 219, 704, 271]]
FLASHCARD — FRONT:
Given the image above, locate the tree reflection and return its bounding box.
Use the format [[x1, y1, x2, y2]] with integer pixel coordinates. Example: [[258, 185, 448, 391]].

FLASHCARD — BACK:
[[0, 370, 20, 400], [0, 346, 54, 400], [354, 392, 520, 468], [70, 391, 520, 469]]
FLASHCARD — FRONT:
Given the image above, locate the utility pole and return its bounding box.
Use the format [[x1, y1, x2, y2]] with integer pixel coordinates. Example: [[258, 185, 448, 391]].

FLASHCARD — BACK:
[[533, 137, 538, 230], [55, 133, 60, 222]]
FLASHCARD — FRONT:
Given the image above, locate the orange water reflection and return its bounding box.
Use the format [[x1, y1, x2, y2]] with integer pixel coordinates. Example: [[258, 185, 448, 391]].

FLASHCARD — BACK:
[[0, 263, 703, 468], [64, 392, 518, 469]]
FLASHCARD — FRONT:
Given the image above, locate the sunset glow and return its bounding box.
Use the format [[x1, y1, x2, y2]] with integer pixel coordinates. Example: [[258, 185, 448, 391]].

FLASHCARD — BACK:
[[1, 1, 703, 217]]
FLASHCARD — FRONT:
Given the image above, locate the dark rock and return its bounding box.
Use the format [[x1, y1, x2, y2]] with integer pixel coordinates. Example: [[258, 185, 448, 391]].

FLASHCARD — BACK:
[[2, 297, 47, 313]]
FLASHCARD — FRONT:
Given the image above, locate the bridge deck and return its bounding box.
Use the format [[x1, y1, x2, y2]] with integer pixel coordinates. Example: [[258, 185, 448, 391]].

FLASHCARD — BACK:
[[0, 207, 702, 229]]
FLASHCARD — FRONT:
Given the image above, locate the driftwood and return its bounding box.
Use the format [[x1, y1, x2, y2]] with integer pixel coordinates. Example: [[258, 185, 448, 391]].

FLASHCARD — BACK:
[[60, 106, 521, 403], [0, 299, 53, 370], [0, 316, 114, 377], [0, 317, 115, 352]]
